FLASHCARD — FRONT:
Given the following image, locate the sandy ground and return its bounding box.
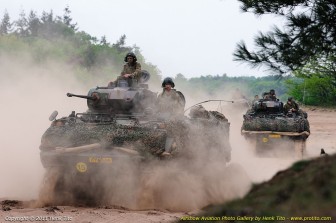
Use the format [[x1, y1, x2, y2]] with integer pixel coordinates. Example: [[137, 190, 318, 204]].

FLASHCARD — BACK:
[[0, 202, 183, 223], [305, 107, 336, 154], [1, 108, 335, 223]]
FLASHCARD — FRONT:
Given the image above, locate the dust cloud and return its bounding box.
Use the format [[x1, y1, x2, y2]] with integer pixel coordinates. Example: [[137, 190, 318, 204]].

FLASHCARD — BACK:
[[0, 54, 88, 200], [133, 159, 251, 211]]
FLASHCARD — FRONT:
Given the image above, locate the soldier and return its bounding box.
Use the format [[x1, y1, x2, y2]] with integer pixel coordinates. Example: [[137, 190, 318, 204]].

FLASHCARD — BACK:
[[283, 97, 299, 114], [120, 52, 142, 80], [261, 91, 270, 99], [109, 52, 142, 87], [251, 95, 259, 108], [269, 89, 277, 100], [157, 77, 185, 117]]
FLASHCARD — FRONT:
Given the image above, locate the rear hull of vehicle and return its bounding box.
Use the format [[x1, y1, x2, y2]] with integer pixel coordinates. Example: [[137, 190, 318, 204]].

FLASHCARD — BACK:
[[242, 130, 309, 158]]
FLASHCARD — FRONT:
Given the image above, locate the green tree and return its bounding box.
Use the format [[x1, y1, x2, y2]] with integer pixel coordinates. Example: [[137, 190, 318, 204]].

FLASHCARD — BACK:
[[61, 6, 77, 30], [175, 73, 187, 82], [0, 10, 12, 35], [113, 34, 130, 53], [234, 0, 336, 75], [286, 56, 336, 106], [100, 35, 108, 46], [0, 8, 162, 84], [27, 10, 40, 37], [15, 10, 28, 37]]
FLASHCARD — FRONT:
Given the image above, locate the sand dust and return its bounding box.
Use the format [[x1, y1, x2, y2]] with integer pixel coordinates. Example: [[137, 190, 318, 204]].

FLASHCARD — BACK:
[[1, 103, 335, 222]]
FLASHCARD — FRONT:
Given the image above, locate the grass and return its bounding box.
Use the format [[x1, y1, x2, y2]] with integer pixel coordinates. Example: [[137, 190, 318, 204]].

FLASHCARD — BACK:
[[179, 154, 336, 222]]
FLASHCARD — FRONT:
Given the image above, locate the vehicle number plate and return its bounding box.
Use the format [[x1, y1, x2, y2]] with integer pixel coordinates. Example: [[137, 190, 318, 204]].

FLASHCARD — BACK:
[[269, 134, 281, 138], [89, 157, 112, 163]]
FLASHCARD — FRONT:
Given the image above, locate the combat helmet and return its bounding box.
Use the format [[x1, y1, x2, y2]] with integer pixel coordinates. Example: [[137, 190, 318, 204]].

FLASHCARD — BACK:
[[124, 52, 137, 62], [162, 77, 175, 88]]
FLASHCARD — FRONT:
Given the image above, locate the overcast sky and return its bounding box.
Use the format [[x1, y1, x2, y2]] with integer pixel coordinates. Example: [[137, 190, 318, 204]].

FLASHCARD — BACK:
[[1, 0, 284, 78]]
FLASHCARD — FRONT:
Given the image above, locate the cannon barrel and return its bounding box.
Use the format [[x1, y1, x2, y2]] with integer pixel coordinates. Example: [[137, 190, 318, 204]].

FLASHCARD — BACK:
[[67, 93, 97, 101]]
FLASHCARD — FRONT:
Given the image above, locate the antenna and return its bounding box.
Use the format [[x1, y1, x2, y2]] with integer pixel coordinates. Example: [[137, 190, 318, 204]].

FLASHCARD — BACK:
[[184, 99, 234, 114]]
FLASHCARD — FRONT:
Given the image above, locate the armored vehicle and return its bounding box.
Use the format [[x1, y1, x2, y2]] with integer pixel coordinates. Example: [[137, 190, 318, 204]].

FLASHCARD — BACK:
[[39, 72, 231, 205], [241, 98, 310, 157]]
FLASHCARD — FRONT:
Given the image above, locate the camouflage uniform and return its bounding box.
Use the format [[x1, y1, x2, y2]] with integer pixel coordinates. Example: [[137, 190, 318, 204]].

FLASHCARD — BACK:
[[262, 92, 270, 99], [120, 62, 142, 81], [283, 101, 299, 114], [157, 89, 184, 116], [269, 93, 277, 101], [269, 89, 277, 100]]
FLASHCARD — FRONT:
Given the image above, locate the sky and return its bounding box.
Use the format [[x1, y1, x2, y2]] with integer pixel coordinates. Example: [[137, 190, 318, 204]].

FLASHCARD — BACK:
[[1, 0, 284, 78]]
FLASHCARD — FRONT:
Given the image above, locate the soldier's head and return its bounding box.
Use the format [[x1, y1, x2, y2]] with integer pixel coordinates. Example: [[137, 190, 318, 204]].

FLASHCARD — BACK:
[[288, 97, 293, 104], [124, 52, 137, 63], [262, 92, 270, 99], [162, 77, 175, 90], [270, 89, 275, 95]]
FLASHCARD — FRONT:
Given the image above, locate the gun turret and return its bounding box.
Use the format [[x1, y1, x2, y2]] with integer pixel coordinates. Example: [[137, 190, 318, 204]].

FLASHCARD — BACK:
[[253, 99, 283, 113], [67, 93, 98, 101], [66, 80, 157, 115]]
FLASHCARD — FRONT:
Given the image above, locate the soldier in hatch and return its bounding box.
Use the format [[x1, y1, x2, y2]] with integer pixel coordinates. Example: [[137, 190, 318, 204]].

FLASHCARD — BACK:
[[251, 94, 260, 108], [269, 89, 277, 100], [253, 94, 259, 102], [109, 52, 142, 87], [120, 52, 142, 81], [283, 97, 299, 115], [262, 89, 277, 100], [262, 92, 270, 99], [157, 77, 185, 117]]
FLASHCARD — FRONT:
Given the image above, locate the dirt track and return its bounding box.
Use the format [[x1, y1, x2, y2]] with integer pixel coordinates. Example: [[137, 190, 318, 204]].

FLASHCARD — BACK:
[[1, 108, 335, 223]]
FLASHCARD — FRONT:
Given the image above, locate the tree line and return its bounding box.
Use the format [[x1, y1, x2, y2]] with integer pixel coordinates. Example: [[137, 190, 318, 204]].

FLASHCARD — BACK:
[[0, 7, 161, 85], [173, 73, 289, 102]]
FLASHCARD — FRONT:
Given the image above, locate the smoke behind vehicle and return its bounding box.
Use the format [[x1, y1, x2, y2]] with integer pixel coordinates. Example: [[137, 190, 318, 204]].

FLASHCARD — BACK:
[[0, 54, 87, 200]]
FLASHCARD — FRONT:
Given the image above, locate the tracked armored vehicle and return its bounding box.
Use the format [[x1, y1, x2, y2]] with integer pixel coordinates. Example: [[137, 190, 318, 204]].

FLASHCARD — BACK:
[[241, 98, 310, 157], [39, 72, 231, 205]]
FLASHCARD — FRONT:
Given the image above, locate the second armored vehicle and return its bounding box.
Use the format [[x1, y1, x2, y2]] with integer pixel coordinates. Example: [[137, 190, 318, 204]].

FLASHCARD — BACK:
[[241, 98, 310, 157]]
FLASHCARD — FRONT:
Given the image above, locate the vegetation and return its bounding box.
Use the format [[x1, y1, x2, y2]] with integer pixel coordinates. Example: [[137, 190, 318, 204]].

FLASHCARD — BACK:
[[286, 56, 336, 106], [0, 8, 161, 85], [234, 0, 336, 106], [234, 0, 336, 75], [174, 73, 290, 101], [180, 154, 336, 222]]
